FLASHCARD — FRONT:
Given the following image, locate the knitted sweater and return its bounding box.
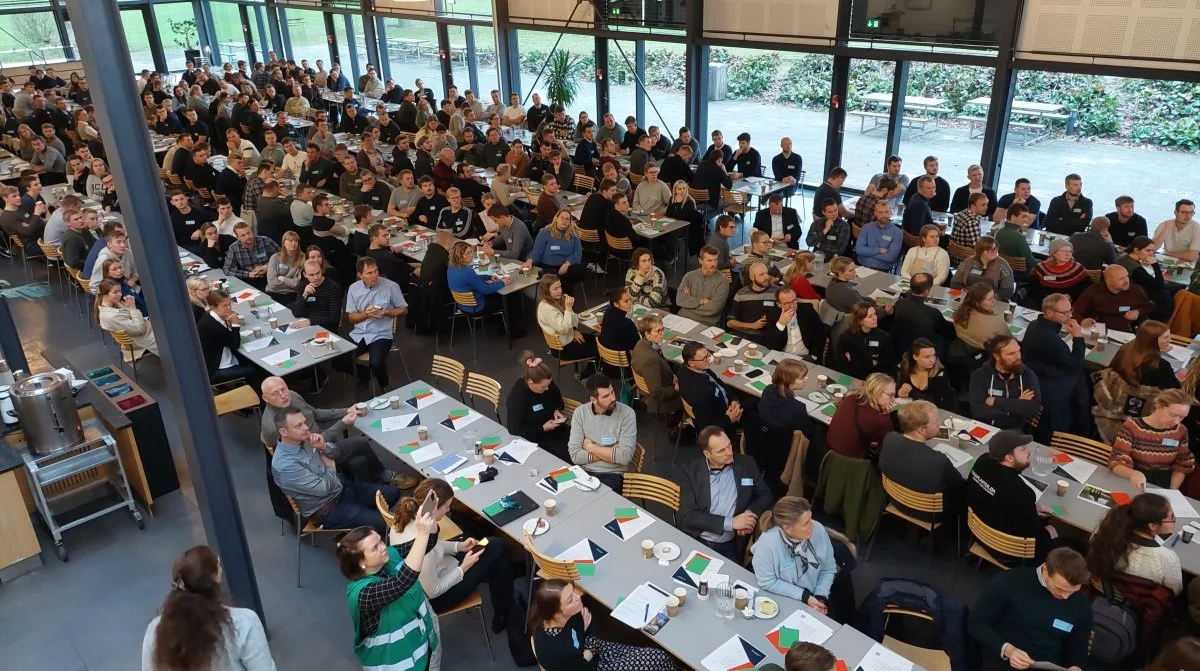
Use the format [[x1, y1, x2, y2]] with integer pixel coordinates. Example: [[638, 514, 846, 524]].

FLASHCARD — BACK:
[[950, 256, 1016, 302], [1110, 417, 1195, 485], [1118, 536, 1183, 595]]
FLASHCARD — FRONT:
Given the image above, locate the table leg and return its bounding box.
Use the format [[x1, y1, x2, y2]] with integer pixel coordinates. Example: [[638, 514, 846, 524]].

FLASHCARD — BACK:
[[501, 292, 514, 349]]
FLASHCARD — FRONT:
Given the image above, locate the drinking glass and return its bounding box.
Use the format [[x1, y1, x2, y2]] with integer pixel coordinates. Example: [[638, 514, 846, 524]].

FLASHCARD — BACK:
[[714, 583, 735, 622], [1031, 446, 1053, 477]]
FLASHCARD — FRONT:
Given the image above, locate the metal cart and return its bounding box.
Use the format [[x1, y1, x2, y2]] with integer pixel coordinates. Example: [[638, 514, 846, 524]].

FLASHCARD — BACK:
[[15, 418, 144, 562]]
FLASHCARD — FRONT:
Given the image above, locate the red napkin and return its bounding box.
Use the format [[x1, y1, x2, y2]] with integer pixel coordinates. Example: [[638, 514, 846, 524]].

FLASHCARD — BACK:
[[1052, 453, 1073, 464], [968, 426, 990, 439], [1110, 491, 1132, 506], [720, 369, 735, 378]]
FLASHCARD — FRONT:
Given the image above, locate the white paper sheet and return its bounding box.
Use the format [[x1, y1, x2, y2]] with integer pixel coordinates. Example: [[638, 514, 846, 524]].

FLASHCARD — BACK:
[[496, 439, 538, 464], [931, 443, 974, 469], [442, 409, 482, 431], [448, 462, 490, 490], [857, 643, 914, 671], [701, 635, 760, 671], [1056, 457, 1097, 484], [242, 335, 275, 352], [1167, 344, 1196, 365], [1106, 329, 1134, 344], [1149, 486, 1200, 520], [854, 265, 877, 279], [379, 414, 419, 432], [611, 582, 671, 629], [770, 608, 834, 646], [405, 387, 450, 409], [409, 442, 444, 463], [260, 349, 297, 367], [555, 538, 604, 564], [607, 511, 655, 540], [662, 313, 695, 333], [701, 326, 724, 339]]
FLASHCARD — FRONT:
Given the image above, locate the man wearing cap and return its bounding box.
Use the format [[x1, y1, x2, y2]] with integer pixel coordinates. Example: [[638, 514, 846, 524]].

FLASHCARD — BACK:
[[967, 429, 1063, 562], [969, 335, 1042, 431], [1067, 216, 1118, 270], [753, 194, 802, 249], [1021, 294, 1087, 441]]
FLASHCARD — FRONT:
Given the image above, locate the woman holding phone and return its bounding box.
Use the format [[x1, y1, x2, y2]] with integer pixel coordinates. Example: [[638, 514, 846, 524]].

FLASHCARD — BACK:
[[390, 478, 516, 633]]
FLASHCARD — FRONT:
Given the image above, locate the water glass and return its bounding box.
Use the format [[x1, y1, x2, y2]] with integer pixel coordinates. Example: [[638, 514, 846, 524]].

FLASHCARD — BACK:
[[714, 583, 735, 622], [462, 429, 478, 454], [1031, 445, 1053, 477]]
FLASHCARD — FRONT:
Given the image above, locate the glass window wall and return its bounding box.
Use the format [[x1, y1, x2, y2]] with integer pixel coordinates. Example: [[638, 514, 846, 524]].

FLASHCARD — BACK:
[[897, 62, 994, 197], [152, 2, 200, 72], [282, 9, 329, 67], [381, 18, 444, 97], [2, 11, 70, 67], [840, 59, 894, 191], [516, 30, 596, 122], [208, 1, 248, 66]]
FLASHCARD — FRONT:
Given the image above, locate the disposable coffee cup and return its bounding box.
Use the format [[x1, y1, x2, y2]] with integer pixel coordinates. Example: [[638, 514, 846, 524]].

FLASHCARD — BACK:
[[957, 435, 971, 449], [1003, 311, 1012, 323], [483, 448, 495, 465], [1095, 337, 1107, 352], [673, 587, 687, 606], [1183, 529, 1194, 544], [1056, 480, 1069, 496], [665, 596, 680, 617], [817, 375, 828, 389], [253, 326, 264, 338], [641, 539, 655, 558], [734, 588, 749, 611], [268, 317, 279, 330], [544, 499, 557, 516], [734, 359, 744, 373], [389, 395, 400, 410], [356, 402, 368, 416], [833, 392, 844, 402]]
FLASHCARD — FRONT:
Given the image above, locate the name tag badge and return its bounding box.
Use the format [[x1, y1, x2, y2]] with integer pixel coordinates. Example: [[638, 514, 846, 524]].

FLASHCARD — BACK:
[[1118, 305, 1130, 313], [868, 340, 879, 347], [550, 245, 561, 251], [740, 477, 754, 486], [989, 388, 1004, 397], [255, 252, 267, 261], [882, 235, 892, 242], [762, 300, 774, 307], [969, 268, 983, 275], [600, 436, 616, 447], [1052, 619, 1073, 633], [1072, 208, 1081, 213], [826, 234, 837, 241], [1164, 437, 1180, 447], [532, 403, 544, 412], [278, 263, 288, 271], [186, 219, 195, 226], [306, 296, 316, 302], [1043, 275, 1056, 281]]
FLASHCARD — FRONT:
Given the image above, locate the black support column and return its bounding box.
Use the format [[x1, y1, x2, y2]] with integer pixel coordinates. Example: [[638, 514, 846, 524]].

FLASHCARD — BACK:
[[65, 0, 265, 625], [49, 0, 75, 60], [823, 56, 850, 180], [143, 6, 169, 74], [594, 36, 609, 119], [884, 60, 909, 165], [436, 22, 454, 92], [634, 40, 646, 126], [324, 12, 339, 67], [981, 0, 1025, 191], [265, 0, 284, 58], [465, 26, 479, 94], [238, 5, 255, 65], [360, 1, 381, 74]]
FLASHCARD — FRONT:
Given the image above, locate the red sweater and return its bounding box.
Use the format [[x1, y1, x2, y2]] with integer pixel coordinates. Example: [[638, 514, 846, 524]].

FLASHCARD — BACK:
[[827, 394, 893, 459], [789, 274, 821, 301]]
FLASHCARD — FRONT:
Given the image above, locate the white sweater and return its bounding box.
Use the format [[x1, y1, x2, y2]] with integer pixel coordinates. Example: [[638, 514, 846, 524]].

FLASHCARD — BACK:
[[142, 607, 276, 671], [900, 245, 951, 285], [1121, 542, 1183, 595], [537, 301, 580, 341]]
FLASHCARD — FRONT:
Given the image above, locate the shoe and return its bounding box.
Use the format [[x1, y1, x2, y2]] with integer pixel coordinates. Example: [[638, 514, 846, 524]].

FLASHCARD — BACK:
[[491, 611, 508, 634], [391, 474, 419, 490]]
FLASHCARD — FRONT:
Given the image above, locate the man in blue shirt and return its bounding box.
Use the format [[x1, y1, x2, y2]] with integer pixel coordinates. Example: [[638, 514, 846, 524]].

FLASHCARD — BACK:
[[856, 200, 904, 271], [343, 257, 408, 396]]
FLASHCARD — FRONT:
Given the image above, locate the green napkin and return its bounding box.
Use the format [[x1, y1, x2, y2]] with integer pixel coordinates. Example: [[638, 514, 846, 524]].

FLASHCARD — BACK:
[[398, 444, 421, 454], [1008, 324, 1023, 334], [836, 374, 853, 386], [482, 500, 507, 516], [452, 476, 474, 491], [280, 359, 297, 369], [1085, 351, 1106, 363], [553, 470, 578, 483], [1050, 504, 1067, 517], [480, 435, 503, 449], [821, 404, 838, 417], [449, 408, 470, 419], [575, 562, 596, 576], [411, 386, 432, 396], [749, 380, 768, 392], [778, 626, 800, 648], [684, 554, 711, 574], [614, 507, 638, 519], [749, 358, 764, 367]]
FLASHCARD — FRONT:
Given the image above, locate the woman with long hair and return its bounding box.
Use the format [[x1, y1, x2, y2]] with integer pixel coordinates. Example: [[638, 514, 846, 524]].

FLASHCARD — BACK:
[[141, 545, 275, 671], [536, 273, 596, 363], [624, 247, 667, 308], [506, 352, 571, 460], [389, 479, 515, 632], [784, 251, 822, 302], [1115, 235, 1172, 320], [1108, 319, 1179, 391], [101, 257, 148, 316], [528, 579, 678, 671], [1029, 238, 1090, 306], [900, 224, 950, 285], [447, 240, 510, 315], [757, 360, 817, 492], [665, 179, 705, 255], [825, 256, 865, 313], [896, 337, 957, 409], [187, 276, 211, 323], [195, 222, 226, 270], [827, 372, 896, 460], [96, 279, 158, 360], [750, 497, 837, 614], [265, 230, 304, 304], [631, 314, 682, 417], [952, 283, 1008, 350], [338, 516, 439, 671], [305, 245, 331, 271], [839, 301, 892, 379], [598, 287, 640, 354], [16, 124, 35, 160], [950, 235, 1016, 301], [531, 209, 584, 296], [1086, 493, 1181, 595], [1110, 388, 1195, 490]]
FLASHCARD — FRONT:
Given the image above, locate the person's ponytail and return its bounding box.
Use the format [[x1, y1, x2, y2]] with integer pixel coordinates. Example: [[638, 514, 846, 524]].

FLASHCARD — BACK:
[[153, 546, 232, 671]]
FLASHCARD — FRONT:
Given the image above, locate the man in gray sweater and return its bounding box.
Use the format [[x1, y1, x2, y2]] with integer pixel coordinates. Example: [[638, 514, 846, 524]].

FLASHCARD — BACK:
[[568, 374, 637, 491], [676, 245, 731, 325], [259, 376, 414, 488]]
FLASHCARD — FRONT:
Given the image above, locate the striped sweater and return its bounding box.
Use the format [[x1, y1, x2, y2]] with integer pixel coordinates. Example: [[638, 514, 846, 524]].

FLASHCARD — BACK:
[[1109, 417, 1195, 478]]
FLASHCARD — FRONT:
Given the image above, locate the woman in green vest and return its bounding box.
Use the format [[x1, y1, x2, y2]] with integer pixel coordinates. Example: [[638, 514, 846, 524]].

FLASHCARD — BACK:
[[338, 512, 439, 671]]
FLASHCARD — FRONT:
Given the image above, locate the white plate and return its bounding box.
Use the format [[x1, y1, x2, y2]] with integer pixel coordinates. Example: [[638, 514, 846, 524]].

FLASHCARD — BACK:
[[654, 541, 680, 560], [575, 475, 601, 491], [807, 391, 830, 404], [754, 596, 780, 619], [719, 348, 738, 358], [369, 398, 390, 410], [825, 384, 848, 395], [522, 517, 550, 536]]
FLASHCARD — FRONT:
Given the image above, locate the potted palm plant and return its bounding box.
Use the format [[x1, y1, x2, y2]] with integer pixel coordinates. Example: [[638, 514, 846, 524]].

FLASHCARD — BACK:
[[543, 50, 583, 109]]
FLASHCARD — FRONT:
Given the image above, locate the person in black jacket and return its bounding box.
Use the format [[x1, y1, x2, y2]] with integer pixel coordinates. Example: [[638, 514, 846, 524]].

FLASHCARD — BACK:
[[889, 273, 955, 356], [879, 400, 964, 522], [894, 338, 958, 411], [729, 132, 761, 179], [197, 289, 264, 387], [967, 430, 1066, 563], [505, 353, 569, 462], [677, 425, 773, 561], [677, 341, 743, 435], [658, 145, 693, 187], [1043, 173, 1093, 236], [597, 288, 639, 355], [692, 148, 733, 209], [752, 194, 802, 248], [289, 260, 343, 333], [1021, 294, 1088, 441], [167, 189, 215, 249], [949, 164, 997, 218], [756, 359, 818, 493], [254, 181, 293, 241], [604, 192, 636, 249], [1104, 196, 1148, 248], [838, 302, 892, 380], [902, 156, 950, 212]]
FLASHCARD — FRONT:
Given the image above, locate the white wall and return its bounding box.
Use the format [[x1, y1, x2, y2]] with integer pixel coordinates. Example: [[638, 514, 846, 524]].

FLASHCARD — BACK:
[[702, 0, 839, 46], [1017, 0, 1200, 70]]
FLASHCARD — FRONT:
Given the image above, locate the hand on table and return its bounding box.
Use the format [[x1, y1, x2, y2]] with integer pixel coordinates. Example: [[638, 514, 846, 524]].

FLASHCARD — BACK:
[[1124, 309, 1139, 321], [1128, 471, 1147, 491], [806, 597, 828, 615]]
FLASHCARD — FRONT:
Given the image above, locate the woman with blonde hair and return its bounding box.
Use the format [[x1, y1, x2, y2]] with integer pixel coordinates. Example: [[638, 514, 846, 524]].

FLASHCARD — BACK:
[[506, 351, 572, 459], [96, 279, 158, 360], [950, 235, 1015, 301], [784, 251, 821, 302], [827, 372, 896, 460], [900, 224, 950, 285], [535, 273, 596, 364], [187, 276, 211, 322], [952, 283, 1008, 350], [665, 179, 705, 255], [16, 124, 35, 160], [265, 230, 304, 304], [839, 301, 891, 379], [101, 257, 147, 316], [1110, 388, 1195, 490], [825, 255, 865, 313], [389, 478, 514, 631], [531, 209, 584, 296], [751, 497, 837, 614]]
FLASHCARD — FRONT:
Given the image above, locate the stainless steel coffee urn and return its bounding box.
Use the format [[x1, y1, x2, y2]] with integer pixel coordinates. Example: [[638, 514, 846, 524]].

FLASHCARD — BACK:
[[10, 372, 83, 455]]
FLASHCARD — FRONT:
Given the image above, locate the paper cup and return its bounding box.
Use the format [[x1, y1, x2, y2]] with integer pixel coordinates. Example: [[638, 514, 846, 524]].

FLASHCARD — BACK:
[[356, 402, 368, 416], [1183, 529, 1194, 544], [641, 539, 655, 559], [544, 499, 557, 516], [734, 359, 744, 373], [253, 326, 264, 338], [483, 449, 495, 465], [665, 596, 680, 617], [817, 375, 828, 388], [673, 587, 687, 606], [1056, 480, 1069, 496], [734, 588, 749, 610], [268, 317, 279, 330], [389, 396, 400, 410]]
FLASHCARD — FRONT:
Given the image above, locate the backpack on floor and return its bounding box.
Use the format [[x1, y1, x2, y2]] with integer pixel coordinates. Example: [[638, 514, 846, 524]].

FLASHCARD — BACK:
[[508, 588, 538, 667], [1090, 580, 1138, 664]]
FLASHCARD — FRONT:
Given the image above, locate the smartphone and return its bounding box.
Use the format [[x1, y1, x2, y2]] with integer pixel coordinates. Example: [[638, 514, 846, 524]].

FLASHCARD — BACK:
[[477, 537, 490, 547], [744, 369, 765, 379], [729, 337, 743, 346], [86, 367, 114, 379], [417, 490, 439, 519], [104, 383, 134, 397]]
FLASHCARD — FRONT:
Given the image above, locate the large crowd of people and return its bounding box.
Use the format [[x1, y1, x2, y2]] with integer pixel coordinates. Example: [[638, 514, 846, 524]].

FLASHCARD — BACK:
[[7, 53, 1200, 671]]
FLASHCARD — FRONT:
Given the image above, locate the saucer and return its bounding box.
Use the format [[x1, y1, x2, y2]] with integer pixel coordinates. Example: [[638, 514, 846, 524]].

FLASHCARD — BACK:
[[654, 542, 680, 560], [522, 517, 550, 536]]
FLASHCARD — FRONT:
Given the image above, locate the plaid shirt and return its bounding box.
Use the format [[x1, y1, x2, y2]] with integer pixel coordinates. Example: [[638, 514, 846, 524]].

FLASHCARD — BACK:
[[806, 217, 851, 258], [223, 236, 280, 279], [950, 210, 984, 248], [546, 119, 573, 141], [855, 192, 883, 226], [243, 177, 265, 212]]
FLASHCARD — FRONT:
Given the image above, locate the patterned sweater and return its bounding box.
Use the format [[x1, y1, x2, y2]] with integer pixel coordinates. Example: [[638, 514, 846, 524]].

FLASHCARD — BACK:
[[1110, 417, 1195, 479]]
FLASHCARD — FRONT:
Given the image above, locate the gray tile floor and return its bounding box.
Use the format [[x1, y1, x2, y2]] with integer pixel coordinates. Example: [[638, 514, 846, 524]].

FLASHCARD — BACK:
[[0, 239, 993, 670]]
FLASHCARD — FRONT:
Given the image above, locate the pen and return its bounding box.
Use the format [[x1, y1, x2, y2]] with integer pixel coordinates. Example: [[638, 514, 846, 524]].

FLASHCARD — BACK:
[[644, 604, 649, 623]]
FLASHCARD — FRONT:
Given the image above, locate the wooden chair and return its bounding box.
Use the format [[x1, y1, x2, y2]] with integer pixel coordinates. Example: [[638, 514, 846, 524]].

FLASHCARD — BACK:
[[864, 475, 957, 561], [1001, 254, 1028, 274], [966, 507, 1036, 570], [596, 341, 631, 385], [621, 472, 680, 525], [542, 330, 595, 381], [1170, 333, 1193, 348], [286, 494, 350, 588], [437, 591, 494, 661], [107, 330, 142, 380], [688, 187, 712, 218], [461, 197, 476, 211], [603, 232, 634, 275], [449, 289, 502, 359], [376, 489, 395, 526], [720, 187, 751, 220], [1049, 431, 1113, 467], [947, 240, 974, 264], [464, 371, 503, 421], [671, 398, 697, 465], [630, 442, 646, 474], [562, 397, 583, 419], [430, 354, 467, 395], [214, 384, 260, 418], [1086, 268, 1102, 283], [576, 225, 604, 278], [720, 268, 733, 283], [36, 239, 65, 294], [524, 532, 582, 582], [573, 173, 595, 193], [9, 235, 30, 278], [881, 606, 952, 671], [628, 172, 644, 186], [903, 231, 922, 249]]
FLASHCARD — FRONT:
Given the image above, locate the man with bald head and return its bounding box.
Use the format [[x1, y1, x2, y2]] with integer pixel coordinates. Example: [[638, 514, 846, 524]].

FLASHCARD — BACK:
[[771, 137, 803, 198], [432, 146, 456, 192], [1068, 216, 1118, 270], [1072, 264, 1154, 332], [260, 376, 415, 488]]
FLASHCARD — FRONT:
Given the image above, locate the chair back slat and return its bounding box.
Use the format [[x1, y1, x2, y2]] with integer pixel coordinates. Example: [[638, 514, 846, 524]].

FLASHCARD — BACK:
[[604, 233, 633, 251], [596, 341, 630, 368], [1001, 254, 1027, 273], [631, 443, 646, 473], [376, 490, 395, 526], [464, 372, 502, 411], [967, 508, 1036, 559], [631, 367, 651, 396], [947, 241, 974, 263], [451, 290, 479, 308], [621, 472, 680, 510], [431, 354, 466, 391], [562, 397, 582, 419], [881, 475, 942, 513], [1049, 431, 1113, 467], [577, 227, 600, 244], [524, 532, 582, 581]]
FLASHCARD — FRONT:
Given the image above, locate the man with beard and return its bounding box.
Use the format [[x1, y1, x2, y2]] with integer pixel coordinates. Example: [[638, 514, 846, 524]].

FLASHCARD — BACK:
[[966, 429, 1065, 562], [969, 334, 1041, 430]]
